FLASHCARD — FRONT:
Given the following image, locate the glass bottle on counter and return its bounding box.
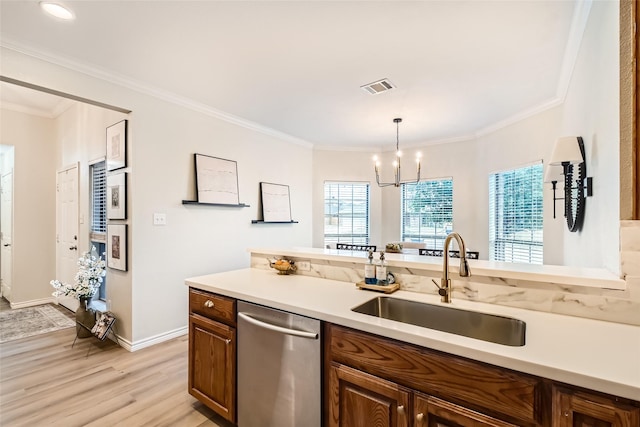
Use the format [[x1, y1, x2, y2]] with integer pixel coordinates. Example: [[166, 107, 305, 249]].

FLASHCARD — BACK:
[[376, 251, 388, 285], [364, 249, 377, 284]]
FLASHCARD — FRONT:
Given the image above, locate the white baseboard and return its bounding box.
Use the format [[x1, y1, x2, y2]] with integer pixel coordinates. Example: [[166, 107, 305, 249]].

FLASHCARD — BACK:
[[117, 326, 188, 352], [10, 296, 56, 309]]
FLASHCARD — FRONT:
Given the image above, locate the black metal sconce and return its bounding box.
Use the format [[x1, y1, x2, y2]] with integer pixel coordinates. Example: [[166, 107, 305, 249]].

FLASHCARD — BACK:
[[545, 136, 593, 232]]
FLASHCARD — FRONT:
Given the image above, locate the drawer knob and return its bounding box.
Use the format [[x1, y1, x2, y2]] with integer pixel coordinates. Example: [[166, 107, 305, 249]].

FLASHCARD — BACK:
[[397, 405, 405, 415], [204, 300, 214, 308], [416, 413, 424, 422], [225, 338, 231, 344]]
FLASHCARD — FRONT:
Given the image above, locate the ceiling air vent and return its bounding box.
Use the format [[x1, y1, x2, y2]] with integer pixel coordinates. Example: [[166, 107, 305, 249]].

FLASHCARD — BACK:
[[361, 78, 396, 95]]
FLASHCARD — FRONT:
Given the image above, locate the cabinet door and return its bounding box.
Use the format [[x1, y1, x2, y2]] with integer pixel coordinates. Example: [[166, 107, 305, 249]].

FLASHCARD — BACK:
[[414, 393, 518, 427], [188, 314, 236, 423], [329, 363, 411, 427], [552, 386, 640, 427]]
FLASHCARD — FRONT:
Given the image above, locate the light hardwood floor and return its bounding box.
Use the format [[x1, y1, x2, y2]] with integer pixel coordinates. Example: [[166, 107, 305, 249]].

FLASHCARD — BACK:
[[0, 300, 232, 427]]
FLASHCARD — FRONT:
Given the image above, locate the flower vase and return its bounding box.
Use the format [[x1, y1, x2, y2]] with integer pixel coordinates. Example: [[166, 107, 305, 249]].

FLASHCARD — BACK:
[[76, 296, 95, 338]]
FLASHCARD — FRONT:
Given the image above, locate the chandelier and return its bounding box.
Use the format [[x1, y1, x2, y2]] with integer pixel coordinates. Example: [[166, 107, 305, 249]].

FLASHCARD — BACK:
[[373, 118, 421, 187]]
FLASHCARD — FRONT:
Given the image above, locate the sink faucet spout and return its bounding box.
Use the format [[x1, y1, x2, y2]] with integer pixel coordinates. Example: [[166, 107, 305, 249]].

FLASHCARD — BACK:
[[439, 232, 471, 303]]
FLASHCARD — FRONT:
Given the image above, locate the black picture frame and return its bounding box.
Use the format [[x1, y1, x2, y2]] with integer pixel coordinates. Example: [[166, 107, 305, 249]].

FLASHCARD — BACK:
[[106, 172, 127, 220], [106, 119, 127, 171], [194, 153, 240, 205]]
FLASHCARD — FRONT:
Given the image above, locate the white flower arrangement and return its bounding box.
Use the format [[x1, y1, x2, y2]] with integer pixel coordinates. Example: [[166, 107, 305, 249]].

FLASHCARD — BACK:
[[50, 246, 106, 299]]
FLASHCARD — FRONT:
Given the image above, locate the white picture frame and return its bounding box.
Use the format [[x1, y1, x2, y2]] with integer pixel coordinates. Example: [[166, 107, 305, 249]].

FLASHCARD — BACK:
[[106, 120, 127, 171], [194, 153, 240, 205], [107, 224, 127, 271], [260, 182, 292, 222], [106, 172, 127, 220]]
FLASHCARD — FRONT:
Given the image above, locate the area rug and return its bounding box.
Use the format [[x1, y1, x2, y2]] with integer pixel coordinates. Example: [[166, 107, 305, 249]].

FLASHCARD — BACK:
[[0, 305, 75, 343]]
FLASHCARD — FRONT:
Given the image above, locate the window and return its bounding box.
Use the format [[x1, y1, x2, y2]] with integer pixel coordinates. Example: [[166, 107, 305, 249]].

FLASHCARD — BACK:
[[489, 162, 543, 264], [401, 178, 453, 249], [324, 182, 370, 247], [90, 160, 107, 300]]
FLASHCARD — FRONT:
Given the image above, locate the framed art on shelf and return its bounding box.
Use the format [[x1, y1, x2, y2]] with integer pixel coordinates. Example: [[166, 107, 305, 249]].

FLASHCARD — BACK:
[[260, 182, 292, 222], [194, 153, 240, 205], [107, 224, 127, 271], [106, 119, 127, 171], [106, 172, 127, 220]]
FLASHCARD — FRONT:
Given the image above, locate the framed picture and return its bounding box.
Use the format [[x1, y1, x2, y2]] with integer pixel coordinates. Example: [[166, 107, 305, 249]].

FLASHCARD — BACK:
[[260, 182, 292, 222], [106, 120, 127, 171], [107, 224, 127, 271], [91, 311, 116, 341], [194, 153, 240, 205], [106, 172, 127, 220]]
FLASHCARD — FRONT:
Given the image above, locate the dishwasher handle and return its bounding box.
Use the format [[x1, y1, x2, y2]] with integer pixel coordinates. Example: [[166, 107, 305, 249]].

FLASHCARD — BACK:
[[238, 312, 319, 340]]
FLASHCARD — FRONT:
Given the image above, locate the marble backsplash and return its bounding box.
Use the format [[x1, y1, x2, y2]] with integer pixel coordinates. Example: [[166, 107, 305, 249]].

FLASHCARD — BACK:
[[252, 221, 640, 326]]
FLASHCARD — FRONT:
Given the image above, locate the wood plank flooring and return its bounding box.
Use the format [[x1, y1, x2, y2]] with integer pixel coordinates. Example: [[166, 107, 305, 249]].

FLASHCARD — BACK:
[[0, 299, 232, 427]]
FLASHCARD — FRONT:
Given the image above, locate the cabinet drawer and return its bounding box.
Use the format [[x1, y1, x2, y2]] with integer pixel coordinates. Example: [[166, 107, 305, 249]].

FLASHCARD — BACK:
[[327, 324, 542, 425], [189, 288, 236, 326]]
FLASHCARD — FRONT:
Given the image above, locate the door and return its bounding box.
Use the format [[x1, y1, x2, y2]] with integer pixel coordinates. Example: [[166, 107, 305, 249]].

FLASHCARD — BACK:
[[552, 386, 640, 427], [56, 164, 79, 311], [414, 393, 518, 427], [1, 171, 13, 300], [188, 314, 236, 423], [328, 363, 411, 427]]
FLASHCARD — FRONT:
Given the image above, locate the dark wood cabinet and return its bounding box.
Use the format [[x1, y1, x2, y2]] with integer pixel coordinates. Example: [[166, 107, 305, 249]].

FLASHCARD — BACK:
[[329, 362, 411, 427], [324, 323, 640, 427], [552, 386, 640, 427], [188, 288, 236, 423], [414, 393, 518, 427]]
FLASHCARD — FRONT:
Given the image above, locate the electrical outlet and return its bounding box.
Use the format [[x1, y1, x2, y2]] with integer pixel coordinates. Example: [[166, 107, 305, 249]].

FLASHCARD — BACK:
[[297, 260, 311, 271], [153, 213, 167, 226]]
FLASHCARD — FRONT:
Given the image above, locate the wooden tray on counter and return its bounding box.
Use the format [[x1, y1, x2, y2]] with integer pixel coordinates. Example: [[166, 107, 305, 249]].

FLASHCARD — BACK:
[[355, 281, 399, 294]]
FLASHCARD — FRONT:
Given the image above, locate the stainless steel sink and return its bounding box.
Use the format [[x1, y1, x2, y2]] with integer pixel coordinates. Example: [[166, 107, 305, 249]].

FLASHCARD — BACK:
[[351, 296, 526, 346]]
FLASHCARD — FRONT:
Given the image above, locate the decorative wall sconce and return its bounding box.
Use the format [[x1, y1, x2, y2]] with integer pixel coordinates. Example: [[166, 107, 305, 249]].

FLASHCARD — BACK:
[[545, 136, 593, 232], [373, 118, 422, 187]]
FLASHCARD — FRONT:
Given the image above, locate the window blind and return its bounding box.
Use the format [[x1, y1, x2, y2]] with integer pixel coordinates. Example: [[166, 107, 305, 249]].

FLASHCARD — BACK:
[[489, 162, 543, 264], [324, 182, 370, 246], [401, 178, 453, 249], [90, 161, 107, 234]]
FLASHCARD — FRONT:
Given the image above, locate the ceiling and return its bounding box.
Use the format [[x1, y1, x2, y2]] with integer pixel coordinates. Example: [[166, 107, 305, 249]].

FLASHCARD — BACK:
[[0, 1, 582, 150]]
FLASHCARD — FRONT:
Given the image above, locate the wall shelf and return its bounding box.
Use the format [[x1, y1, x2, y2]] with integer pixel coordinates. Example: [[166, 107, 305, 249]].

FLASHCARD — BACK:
[[251, 220, 299, 224], [182, 200, 250, 208]]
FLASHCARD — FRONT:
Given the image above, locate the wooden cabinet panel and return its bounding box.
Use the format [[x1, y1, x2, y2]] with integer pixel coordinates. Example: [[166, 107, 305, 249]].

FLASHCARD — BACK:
[[189, 288, 236, 326], [329, 362, 411, 427], [414, 393, 519, 427], [327, 324, 540, 424], [188, 314, 236, 423], [552, 386, 640, 427]]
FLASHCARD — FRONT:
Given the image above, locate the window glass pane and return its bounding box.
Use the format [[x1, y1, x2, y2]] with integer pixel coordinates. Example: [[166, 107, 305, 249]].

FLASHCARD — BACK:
[[324, 182, 370, 246], [401, 178, 453, 249], [489, 162, 543, 264], [90, 161, 107, 234]]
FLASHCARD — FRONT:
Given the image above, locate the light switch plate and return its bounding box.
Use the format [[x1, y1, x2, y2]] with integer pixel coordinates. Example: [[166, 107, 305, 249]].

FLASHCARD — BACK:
[[153, 213, 167, 226]]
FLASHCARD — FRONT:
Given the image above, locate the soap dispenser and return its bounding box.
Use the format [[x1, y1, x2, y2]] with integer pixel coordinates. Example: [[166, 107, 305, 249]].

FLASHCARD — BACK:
[[364, 249, 377, 284], [376, 251, 388, 285]]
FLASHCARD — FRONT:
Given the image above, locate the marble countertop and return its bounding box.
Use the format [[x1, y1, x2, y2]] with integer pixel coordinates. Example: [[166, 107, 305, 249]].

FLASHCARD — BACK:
[[185, 268, 640, 401], [249, 246, 626, 290]]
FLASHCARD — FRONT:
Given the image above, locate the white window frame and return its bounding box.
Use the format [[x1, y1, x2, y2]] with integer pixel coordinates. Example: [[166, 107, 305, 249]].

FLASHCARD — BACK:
[[324, 181, 370, 247], [401, 178, 453, 249], [489, 161, 543, 264]]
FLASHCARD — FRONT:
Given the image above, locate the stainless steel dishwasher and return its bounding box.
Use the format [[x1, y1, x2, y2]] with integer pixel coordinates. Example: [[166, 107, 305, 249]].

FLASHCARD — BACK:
[[237, 301, 321, 427]]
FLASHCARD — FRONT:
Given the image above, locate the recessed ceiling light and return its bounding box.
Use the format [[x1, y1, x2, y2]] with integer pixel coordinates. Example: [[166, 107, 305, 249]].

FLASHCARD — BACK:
[[39, 2, 75, 21]]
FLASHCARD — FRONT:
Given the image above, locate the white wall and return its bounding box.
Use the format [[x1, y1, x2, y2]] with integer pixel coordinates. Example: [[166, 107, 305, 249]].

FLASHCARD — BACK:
[[558, 0, 619, 273], [0, 109, 56, 304], [1, 46, 313, 347], [312, 1, 619, 272]]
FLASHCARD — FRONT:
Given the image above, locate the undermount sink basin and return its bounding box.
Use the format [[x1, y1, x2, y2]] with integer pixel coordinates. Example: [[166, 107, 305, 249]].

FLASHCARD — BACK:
[[351, 296, 526, 347]]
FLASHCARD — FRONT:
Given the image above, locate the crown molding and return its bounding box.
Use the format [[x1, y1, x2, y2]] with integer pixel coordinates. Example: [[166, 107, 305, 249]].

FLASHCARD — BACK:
[[0, 39, 314, 149]]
